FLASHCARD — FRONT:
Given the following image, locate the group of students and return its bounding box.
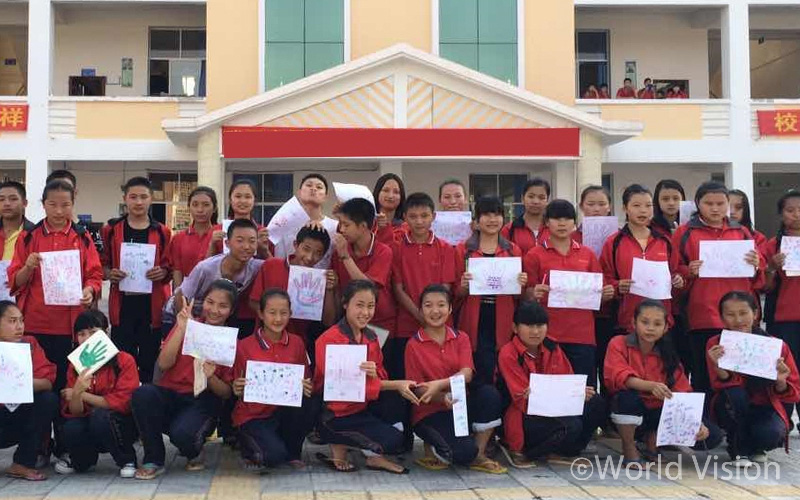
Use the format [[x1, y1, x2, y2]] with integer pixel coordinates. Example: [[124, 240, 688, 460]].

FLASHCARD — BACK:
[[0, 168, 799, 481], [584, 78, 688, 99]]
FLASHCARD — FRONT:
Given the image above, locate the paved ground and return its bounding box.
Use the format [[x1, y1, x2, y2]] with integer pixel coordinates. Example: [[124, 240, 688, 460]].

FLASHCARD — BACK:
[[3, 434, 800, 500]]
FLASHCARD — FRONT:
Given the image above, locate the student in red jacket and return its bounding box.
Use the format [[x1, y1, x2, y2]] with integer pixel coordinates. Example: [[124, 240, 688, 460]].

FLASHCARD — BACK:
[[637, 78, 656, 99], [405, 285, 505, 474], [456, 196, 527, 386], [672, 181, 764, 393], [232, 289, 313, 471], [497, 301, 606, 468], [573, 185, 613, 247], [439, 179, 469, 213], [131, 280, 235, 479], [0, 301, 58, 481], [57, 311, 139, 478], [314, 280, 417, 474], [501, 178, 550, 255], [652, 180, 686, 236], [9, 180, 103, 411], [208, 178, 271, 259], [525, 200, 614, 380], [605, 300, 720, 465], [706, 291, 800, 466], [167, 186, 218, 288], [391, 193, 456, 379], [616, 78, 637, 99], [373, 174, 407, 245], [101, 177, 172, 384]]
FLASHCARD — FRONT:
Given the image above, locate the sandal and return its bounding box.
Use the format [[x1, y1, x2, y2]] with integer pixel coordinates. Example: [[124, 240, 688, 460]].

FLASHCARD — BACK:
[[469, 457, 507, 474], [365, 455, 409, 475], [415, 456, 449, 471], [134, 463, 165, 480], [545, 454, 577, 466], [315, 452, 357, 473], [5, 464, 46, 481], [497, 443, 536, 469]]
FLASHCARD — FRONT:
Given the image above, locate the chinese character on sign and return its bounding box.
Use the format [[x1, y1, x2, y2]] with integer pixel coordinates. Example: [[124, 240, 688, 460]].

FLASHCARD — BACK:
[[0, 105, 28, 132], [774, 112, 798, 134], [757, 109, 800, 137]]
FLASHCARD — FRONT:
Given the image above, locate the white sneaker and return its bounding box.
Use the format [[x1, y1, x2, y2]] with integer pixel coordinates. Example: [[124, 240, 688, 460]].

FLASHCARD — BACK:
[[728, 456, 754, 468], [750, 452, 768, 464], [54, 458, 75, 475], [119, 463, 137, 478]]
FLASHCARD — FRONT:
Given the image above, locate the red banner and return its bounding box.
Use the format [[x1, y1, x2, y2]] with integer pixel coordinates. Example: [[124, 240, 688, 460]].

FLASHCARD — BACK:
[[222, 127, 581, 159], [0, 104, 28, 132], [757, 109, 800, 137]]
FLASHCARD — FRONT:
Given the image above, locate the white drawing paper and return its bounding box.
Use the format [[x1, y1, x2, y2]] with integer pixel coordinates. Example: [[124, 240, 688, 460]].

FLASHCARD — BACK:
[[0, 342, 33, 405], [222, 219, 233, 255], [67, 330, 119, 375], [467, 257, 522, 296], [193, 357, 207, 396], [781, 236, 800, 272], [333, 182, 375, 208], [630, 258, 673, 300], [0, 261, 14, 302], [527, 374, 587, 417], [656, 392, 705, 447], [370, 324, 390, 348], [718, 329, 783, 380], [40, 250, 83, 306], [433, 211, 473, 246], [288, 265, 326, 321], [181, 319, 238, 367], [323, 344, 367, 403], [244, 360, 305, 408], [547, 270, 603, 311], [679, 201, 696, 226], [119, 243, 156, 294], [450, 373, 469, 437], [268, 196, 310, 249], [581, 216, 619, 256], [698, 240, 755, 278]]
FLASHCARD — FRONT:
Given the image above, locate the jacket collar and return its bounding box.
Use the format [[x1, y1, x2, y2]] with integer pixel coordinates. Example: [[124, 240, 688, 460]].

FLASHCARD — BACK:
[[255, 328, 290, 350], [464, 231, 513, 254], [337, 318, 377, 343]]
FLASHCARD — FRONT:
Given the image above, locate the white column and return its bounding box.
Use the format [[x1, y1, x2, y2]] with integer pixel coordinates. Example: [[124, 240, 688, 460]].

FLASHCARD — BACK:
[[721, 3, 754, 211], [197, 128, 225, 206], [379, 160, 403, 179], [552, 161, 576, 203], [25, 0, 54, 222]]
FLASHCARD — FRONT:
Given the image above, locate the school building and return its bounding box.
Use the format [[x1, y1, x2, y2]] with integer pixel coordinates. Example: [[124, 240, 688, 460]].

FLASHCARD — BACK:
[[1, 0, 799, 237]]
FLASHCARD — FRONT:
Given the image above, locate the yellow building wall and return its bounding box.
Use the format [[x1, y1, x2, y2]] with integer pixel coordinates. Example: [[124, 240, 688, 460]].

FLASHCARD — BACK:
[[350, 0, 431, 58], [207, 0, 260, 111], [75, 102, 179, 139], [600, 104, 703, 140], [525, 0, 574, 106]]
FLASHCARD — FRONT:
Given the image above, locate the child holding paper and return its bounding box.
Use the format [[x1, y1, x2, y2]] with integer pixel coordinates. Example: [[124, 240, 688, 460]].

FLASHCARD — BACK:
[[673, 181, 764, 393], [57, 311, 139, 478], [497, 301, 606, 468], [524, 199, 613, 380], [605, 300, 720, 465], [373, 174, 407, 245], [208, 178, 272, 259], [706, 291, 800, 466], [0, 301, 58, 481], [500, 178, 551, 254], [232, 289, 313, 471], [168, 186, 218, 288], [132, 279, 235, 479], [405, 284, 505, 473], [572, 185, 613, 246], [314, 280, 416, 474], [455, 196, 527, 387], [101, 177, 172, 384]]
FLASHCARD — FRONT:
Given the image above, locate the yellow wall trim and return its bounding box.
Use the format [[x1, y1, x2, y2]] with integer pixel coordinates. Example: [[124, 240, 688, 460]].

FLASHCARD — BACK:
[[600, 104, 703, 140], [75, 101, 179, 139]]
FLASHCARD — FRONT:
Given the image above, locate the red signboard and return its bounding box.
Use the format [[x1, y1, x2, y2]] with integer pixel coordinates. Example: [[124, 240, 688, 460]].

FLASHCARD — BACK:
[[222, 127, 581, 159], [757, 110, 800, 137], [0, 104, 28, 132]]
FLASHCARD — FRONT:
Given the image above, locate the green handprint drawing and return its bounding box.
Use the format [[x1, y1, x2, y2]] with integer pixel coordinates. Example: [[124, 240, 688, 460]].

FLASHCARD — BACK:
[[79, 341, 108, 369]]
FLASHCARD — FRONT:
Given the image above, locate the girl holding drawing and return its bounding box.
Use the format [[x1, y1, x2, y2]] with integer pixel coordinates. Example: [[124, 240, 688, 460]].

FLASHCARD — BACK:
[[231, 289, 313, 471], [313, 279, 416, 474], [404, 284, 506, 474], [572, 185, 613, 246], [207, 178, 272, 259], [604, 300, 720, 465], [131, 279, 235, 480], [58, 310, 139, 478], [672, 181, 765, 393], [706, 291, 800, 466]]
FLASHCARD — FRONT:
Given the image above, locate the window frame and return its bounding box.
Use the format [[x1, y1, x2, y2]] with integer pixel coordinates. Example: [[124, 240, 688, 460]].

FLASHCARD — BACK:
[[575, 29, 610, 99], [468, 172, 529, 220], [148, 171, 198, 231], [147, 27, 207, 97], [231, 172, 295, 225]]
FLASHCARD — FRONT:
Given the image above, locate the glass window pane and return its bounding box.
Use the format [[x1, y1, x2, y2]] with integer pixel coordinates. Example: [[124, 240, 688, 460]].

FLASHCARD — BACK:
[[440, 0, 478, 43], [149, 59, 169, 96], [266, 0, 304, 42], [577, 32, 608, 61], [305, 43, 343, 75], [578, 61, 608, 96], [479, 44, 517, 85], [264, 174, 294, 202], [150, 30, 180, 58], [469, 174, 497, 202], [440, 43, 478, 71], [181, 30, 207, 59], [499, 174, 527, 205], [478, 0, 516, 44], [233, 174, 264, 203], [305, 0, 343, 43], [266, 42, 305, 89], [169, 60, 202, 96], [263, 205, 280, 225]]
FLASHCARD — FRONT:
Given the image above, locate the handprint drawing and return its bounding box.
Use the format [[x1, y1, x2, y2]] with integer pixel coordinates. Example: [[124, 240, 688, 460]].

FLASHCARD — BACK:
[[293, 271, 324, 306], [79, 341, 108, 369]]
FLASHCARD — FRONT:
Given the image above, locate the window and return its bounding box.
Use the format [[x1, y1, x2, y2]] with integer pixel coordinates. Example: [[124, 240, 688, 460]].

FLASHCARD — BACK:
[[602, 173, 614, 213], [576, 31, 609, 98], [149, 172, 198, 231], [265, 0, 344, 90], [232, 173, 294, 225], [469, 173, 527, 219], [149, 28, 207, 97], [439, 0, 518, 85]]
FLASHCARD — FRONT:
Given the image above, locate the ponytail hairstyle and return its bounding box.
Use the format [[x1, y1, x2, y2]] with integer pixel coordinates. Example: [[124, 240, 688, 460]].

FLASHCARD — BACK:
[[621, 184, 652, 222], [728, 189, 754, 232], [633, 300, 679, 388], [694, 181, 728, 212], [718, 291, 772, 390], [259, 288, 291, 313], [226, 178, 258, 219], [202, 279, 240, 325], [580, 185, 611, 206], [42, 179, 76, 204], [189, 186, 219, 225], [776, 190, 800, 249], [342, 279, 378, 311], [652, 179, 685, 234]]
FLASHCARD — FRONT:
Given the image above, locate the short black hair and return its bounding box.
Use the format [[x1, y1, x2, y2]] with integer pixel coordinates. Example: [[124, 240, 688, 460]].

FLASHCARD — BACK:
[[339, 198, 375, 228], [295, 225, 331, 253], [622, 184, 652, 206], [46, 169, 77, 188], [523, 177, 551, 198], [342, 279, 378, 306], [404, 192, 435, 213], [718, 291, 758, 317], [474, 196, 504, 220], [694, 181, 728, 207], [419, 284, 451, 307], [300, 173, 329, 193], [74, 309, 110, 335], [514, 301, 549, 326], [227, 218, 258, 239], [545, 199, 577, 221], [42, 179, 75, 203], [123, 176, 152, 194], [438, 179, 465, 199], [0, 181, 26, 200], [624, 78, 632, 83], [259, 288, 291, 312]]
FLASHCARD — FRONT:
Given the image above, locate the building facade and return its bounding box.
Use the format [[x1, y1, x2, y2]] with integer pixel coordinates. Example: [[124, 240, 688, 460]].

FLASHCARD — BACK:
[[1, 0, 799, 237]]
